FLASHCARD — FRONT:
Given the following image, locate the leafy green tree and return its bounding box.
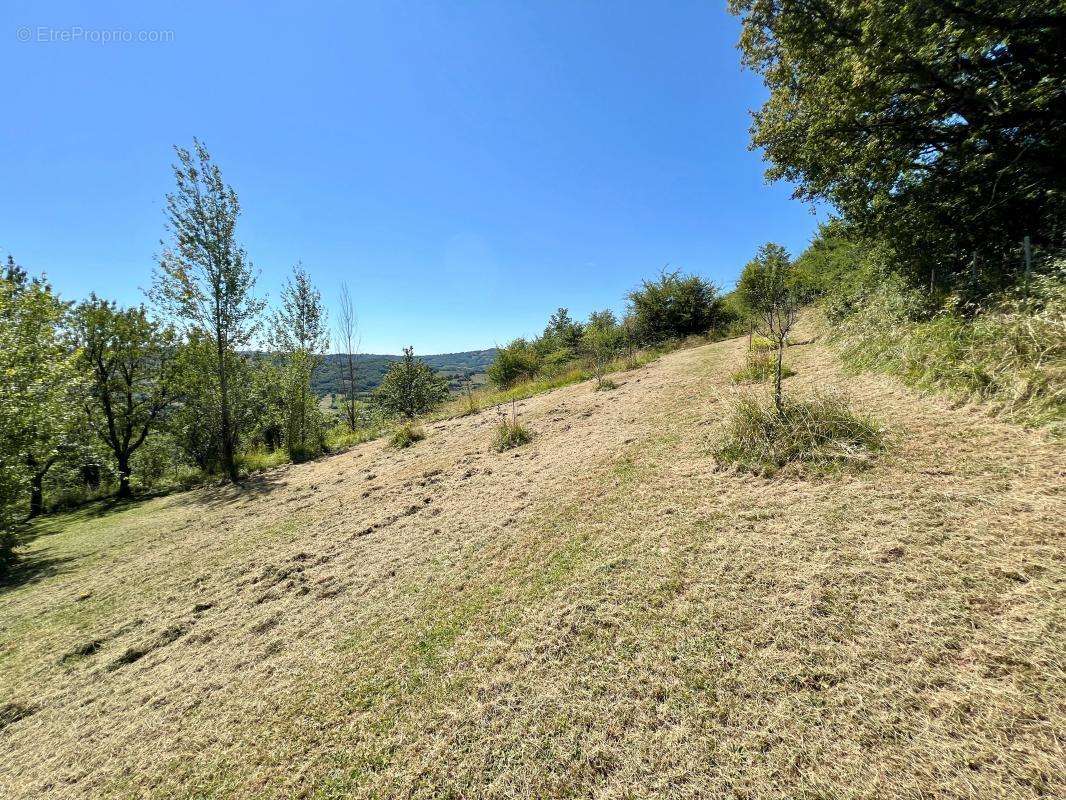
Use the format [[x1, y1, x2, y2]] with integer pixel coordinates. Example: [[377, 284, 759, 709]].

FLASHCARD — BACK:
[[0, 264, 82, 528], [150, 139, 265, 482], [735, 243, 805, 411], [487, 338, 542, 388], [542, 307, 584, 354], [627, 269, 722, 342], [582, 310, 621, 387], [71, 296, 179, 498], [270, 265, 329, 461], [374, 346, 449, 419], [730, 0, 1066, 287]]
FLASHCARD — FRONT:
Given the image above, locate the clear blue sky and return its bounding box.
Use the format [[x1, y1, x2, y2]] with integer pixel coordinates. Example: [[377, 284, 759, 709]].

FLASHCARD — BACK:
[[2, 0, 822, 354]]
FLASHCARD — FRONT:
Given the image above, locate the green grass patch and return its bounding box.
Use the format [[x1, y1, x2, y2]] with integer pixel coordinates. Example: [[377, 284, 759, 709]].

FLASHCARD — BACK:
[[492, 419, 533, 451], [730, 351, 797, 384], [389, 421, 425, 449]]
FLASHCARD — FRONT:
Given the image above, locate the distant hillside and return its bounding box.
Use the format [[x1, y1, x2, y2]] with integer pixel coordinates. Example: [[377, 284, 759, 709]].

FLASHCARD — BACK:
[[311, 349, 497, 397]]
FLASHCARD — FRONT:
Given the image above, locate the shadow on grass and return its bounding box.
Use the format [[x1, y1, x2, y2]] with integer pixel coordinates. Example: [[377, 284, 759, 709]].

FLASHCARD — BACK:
[[0, 549, 81, 596], [175, 468, 291, 511]]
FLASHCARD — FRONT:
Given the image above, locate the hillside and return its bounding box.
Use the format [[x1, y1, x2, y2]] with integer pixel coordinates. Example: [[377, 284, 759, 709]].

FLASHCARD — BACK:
[[1, 334, 1063, 799], [311, 349, 498, 397]]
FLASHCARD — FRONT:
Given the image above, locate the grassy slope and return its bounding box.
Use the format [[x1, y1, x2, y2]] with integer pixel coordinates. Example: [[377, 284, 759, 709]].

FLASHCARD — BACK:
[[1, 334, 1063, 799]]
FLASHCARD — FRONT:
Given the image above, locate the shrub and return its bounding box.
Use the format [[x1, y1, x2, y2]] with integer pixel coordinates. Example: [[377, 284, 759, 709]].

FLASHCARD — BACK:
[[628, 269, 724, 343], [0, 529, 17, 578], [731, 351, 796, 384], [714, 392, 886, 475], [374, 346, 450, 418], [389, 422, 425, 449], [487, 338, 543, 388], [595, 378, 618, 391]]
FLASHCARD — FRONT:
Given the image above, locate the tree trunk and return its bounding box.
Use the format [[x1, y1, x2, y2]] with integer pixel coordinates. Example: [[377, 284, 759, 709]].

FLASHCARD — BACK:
[[117, 453, 132, 499], [217, 341, 239, 483], [29, 471, 44, 518], [774, 342, 785, 413]]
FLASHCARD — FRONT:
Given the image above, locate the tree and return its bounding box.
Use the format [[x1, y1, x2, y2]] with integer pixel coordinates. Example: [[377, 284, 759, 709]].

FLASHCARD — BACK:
[[487, 338, 542, 388], [627, 269, 722, 342], [543, 308, 584, 352], [336, 282, 361, 432], [374, 347, 449, 419], [735, 244, 804, 411], [71, 296, 178, 498], [0, 264, 81, 524], [270, 264, 329, 460], [730, 0, 1066, 288], [582, 310, 621, 388], [150, 139, 265, 482]]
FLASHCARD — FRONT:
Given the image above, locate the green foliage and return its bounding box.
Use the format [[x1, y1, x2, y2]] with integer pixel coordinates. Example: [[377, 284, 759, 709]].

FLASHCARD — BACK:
[[736, 243, 806, 408], [0, 261, 82, 539], [731, 351, 796, 385], [582, 310, 622, 387], [627, 269, 723, 343], [714, 392, 886, 476], [542, 307, 584, 355], [71, 296, 179, 498], [271, 265, 329, 462], [374, 347, 450, 419], [150, 139, 266, 482], [829, 264, 1066, 431], [487, 338, 543, 389], [389, 421, 425, 449], [729, 0, 1065, 288]]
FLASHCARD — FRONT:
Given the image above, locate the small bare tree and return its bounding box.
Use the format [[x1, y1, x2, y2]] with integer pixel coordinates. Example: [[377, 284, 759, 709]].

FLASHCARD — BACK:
[[736, 243, 802, 411], [337, 282, 361, 432]]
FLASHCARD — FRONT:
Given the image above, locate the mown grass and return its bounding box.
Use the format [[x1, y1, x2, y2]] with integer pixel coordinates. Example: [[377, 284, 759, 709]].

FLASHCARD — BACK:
[[714, 391, 886, 475]]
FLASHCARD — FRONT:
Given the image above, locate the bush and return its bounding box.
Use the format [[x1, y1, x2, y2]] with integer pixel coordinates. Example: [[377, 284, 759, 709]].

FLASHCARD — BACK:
[[0, 529, 17, 578], [389, 422, 425, 449], [731, 351, 796, 384], [714, 392, 886, 475], [628, 269, 724, 343], [487, 339, 542, 388], [374, 346, 450, 419]]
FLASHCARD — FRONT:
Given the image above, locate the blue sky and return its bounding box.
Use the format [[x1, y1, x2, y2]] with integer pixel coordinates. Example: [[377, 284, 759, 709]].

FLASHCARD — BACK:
[[2, 0, 822, 354]]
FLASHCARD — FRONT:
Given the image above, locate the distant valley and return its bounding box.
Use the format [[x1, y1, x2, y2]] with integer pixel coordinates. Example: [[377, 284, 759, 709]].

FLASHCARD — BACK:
[[310, 349, 498, 397]]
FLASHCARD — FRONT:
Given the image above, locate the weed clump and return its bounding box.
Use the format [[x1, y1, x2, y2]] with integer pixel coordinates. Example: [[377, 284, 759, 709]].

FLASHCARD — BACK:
[[492, 401, 533, 451], [389, 422, 425, 449], [595, 378, 618, 391], [731, 351, 797, 384], [714, 392, 885, 475]]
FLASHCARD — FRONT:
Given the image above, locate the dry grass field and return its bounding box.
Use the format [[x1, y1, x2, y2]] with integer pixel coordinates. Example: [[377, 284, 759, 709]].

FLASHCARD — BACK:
[[2, 333, 1063, 799]]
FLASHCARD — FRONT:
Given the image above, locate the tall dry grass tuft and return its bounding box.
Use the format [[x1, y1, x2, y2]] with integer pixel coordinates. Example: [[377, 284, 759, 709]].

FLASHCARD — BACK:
[[828, 266, 1065, 431], [714, 391, 886, 475]]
